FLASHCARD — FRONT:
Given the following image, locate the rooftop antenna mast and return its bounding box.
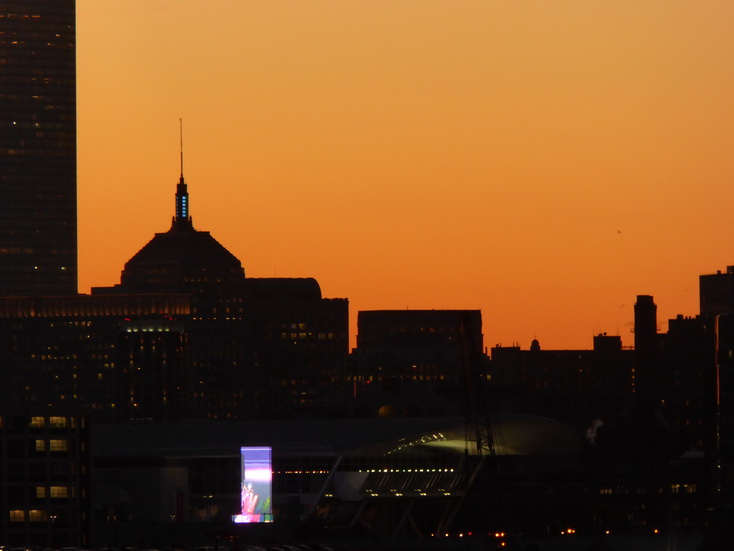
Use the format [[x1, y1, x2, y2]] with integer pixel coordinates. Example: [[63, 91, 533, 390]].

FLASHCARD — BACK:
[[180, 117, 184, 180], [173, 118, 191, 228]]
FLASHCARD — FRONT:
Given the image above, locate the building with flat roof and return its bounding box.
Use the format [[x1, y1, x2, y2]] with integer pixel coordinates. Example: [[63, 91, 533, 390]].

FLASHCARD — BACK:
[[0, 1, 78, 295], [0, 414, 91, 548], [489, 334, 633, 429], [350, 310, 484, 418]]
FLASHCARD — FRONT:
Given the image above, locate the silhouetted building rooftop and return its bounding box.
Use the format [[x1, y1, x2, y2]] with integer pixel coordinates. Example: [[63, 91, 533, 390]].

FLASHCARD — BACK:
[[245, 277, 322, 300], [118, 224, 245, 294]]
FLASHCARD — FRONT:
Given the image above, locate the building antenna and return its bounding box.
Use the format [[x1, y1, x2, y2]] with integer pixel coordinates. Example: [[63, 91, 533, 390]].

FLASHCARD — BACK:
[[173, 118, 191, 227], [179, 118, 184, 179]]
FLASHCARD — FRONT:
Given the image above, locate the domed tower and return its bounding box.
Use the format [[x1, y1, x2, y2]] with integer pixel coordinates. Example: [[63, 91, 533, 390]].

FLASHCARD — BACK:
[[96, 150, 246, 308], [119, 170, 245, 297]]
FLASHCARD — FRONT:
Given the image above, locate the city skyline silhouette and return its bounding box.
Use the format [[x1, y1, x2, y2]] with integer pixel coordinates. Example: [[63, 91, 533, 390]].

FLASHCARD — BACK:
[[76, 1, 734, 350], [5, 3, 734, 546]]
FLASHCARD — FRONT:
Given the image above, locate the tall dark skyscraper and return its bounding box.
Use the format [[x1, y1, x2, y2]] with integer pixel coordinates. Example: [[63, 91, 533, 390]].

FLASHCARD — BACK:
[[0, 1, 77, 295]]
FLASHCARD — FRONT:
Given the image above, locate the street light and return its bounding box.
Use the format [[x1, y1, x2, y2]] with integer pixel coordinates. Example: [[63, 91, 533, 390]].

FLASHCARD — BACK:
[[48, 514, 58, 548]]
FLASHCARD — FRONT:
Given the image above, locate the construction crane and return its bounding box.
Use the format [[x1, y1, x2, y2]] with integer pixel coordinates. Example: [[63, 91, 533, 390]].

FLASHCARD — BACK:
[[435, 311, 498, 536]]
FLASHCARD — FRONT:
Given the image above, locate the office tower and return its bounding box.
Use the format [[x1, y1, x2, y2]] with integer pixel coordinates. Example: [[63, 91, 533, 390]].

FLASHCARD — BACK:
[[351, 310, 485, 417], [489, 336, 632, 426], [0, 1, 78, 295]]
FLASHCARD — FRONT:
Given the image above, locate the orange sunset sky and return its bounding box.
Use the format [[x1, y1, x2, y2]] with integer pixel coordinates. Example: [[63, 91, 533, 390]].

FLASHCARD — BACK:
[[76, 1, 734, 351]]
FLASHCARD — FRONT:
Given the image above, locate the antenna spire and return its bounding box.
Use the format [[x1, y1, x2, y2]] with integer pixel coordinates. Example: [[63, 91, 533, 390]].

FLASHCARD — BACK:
[[173, 118, 192, 229], [179, 117, 184, 179]]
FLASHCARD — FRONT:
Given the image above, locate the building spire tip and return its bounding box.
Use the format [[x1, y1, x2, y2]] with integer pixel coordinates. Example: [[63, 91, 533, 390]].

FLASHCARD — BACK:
[[179, 118, 184, 180], [173, 118, 192, 229]]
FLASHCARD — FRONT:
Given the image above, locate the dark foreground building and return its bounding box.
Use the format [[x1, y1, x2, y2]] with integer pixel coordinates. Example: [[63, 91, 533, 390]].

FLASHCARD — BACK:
[[88, 417, 708, 550], [0, 0, 78, 295], [0, 414, 90, 548], [88, 417, 582, 546]]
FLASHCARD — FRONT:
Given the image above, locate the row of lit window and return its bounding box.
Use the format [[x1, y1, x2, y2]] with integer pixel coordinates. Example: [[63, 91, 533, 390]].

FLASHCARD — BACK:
[[9, 510, 48, 523], [358, 468, 455, 473], [354, 375, 447, 382], [671, 484, 698, 494], [35, 439, 68, 452], [52, 394, 81, 401], [387, 326, 460, 334], [278, 470, 331, 475], [32, 354, 79, 361], [36, 485, 72, 498], [125, 326, 175, 333], [368, 491, 453, 497], [1, 147, 74, 155], [28, 416, 71, 428], [280, 332, 336, 340], [599, 484, 697, 495], [0, 13, 41, 18], [49, 321, 91, 327], [0, 120, 69, 130]]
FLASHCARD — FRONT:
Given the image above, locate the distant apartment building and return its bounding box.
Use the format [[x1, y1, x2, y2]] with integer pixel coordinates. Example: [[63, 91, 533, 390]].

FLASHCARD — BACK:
[[0, 414, 90, 548], [350, 310, 485, 418], [490, 334, 633, 429]]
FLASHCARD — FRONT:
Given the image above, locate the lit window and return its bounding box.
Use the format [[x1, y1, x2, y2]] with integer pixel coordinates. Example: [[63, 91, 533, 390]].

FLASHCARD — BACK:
[[49, 440, 68, 452], [36, 439, 46, 451], [9, 510, 25, 522], [30, 416, 45, 428], [50, 486, 68, 498], [29, 510, 46, 522], [36, 487, 47, 498]]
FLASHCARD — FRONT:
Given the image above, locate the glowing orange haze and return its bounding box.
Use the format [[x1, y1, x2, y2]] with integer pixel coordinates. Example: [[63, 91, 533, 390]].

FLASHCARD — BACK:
[[76, 1, 734, 351]]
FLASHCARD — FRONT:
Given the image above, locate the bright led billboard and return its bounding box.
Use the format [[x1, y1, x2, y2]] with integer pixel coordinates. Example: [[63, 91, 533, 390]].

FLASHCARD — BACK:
[[232, 446, 273, 523]]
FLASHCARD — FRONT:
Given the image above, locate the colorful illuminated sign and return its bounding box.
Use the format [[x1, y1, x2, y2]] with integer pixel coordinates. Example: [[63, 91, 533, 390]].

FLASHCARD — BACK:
[[232, 446, 273, 523]]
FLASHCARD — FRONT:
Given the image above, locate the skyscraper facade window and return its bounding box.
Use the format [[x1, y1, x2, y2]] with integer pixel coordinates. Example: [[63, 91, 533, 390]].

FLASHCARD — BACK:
[[0, 1, 77, 295]]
